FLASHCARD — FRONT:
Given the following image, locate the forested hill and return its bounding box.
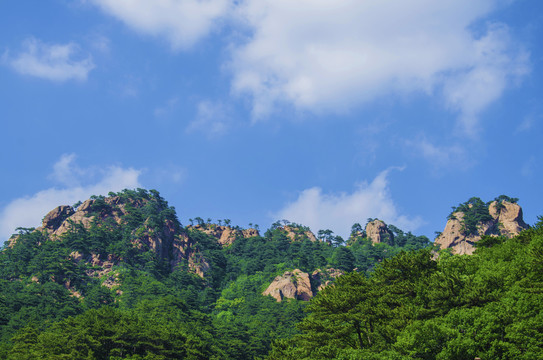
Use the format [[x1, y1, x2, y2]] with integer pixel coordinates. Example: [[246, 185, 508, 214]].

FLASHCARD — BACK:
[[0, 189, 540, 359]]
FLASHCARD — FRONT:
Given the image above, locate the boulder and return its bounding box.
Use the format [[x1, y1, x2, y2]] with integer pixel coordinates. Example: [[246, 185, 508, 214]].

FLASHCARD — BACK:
[[365, 220, 393, 244], [263, 269, 313, 302]]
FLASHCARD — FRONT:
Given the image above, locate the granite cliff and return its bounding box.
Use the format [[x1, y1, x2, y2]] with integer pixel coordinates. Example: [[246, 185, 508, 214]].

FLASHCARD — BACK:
[[434, 198, 529, 255]]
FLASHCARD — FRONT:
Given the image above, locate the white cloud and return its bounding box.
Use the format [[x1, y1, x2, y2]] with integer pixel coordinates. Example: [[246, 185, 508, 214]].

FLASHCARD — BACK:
[[229, 0, 529, 132], [442, 23, 530, 135], [90, 0, 230, 50], [0, 154, 142, 242], [273, 169, 422, 239], [187, 100, 232, 137], [84, 1, 529, 133], [406, 137, 472, 171], [4, 38, 95, 81]]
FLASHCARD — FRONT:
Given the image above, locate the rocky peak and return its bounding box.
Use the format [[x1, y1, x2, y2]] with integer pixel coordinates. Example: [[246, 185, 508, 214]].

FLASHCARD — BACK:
[[187, 224, 260, 246], [10, 191, 211, 279], [42, 205, 75, 231], [281, 225, 318, 242], [488, 200, 528, 235], [435, 198, 529, 255], [365, 219, 393, 244]]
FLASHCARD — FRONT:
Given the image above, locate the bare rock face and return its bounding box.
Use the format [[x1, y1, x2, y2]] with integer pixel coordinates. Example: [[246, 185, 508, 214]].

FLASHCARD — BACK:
[[282, 226, 318, 242], [435, 201, 529, 255], [365, 220, 393, 244], [263, 268, 345, 302], [42, 206, 75, 231], [242, 228, 260, 238], [188, 224, 260, 246], [39, 196, 141, 239], [488, 201, 529, 236], [30, 194, 210, 278], [263, 269, 314, 302]]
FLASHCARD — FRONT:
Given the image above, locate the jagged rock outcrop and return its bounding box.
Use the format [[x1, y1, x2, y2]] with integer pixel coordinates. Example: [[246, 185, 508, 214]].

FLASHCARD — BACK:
[[488, 201, 529, 236], [263, 269, 314, 302], [311, 268, 345, 291], [14, 193, 212, 281], [435, 200, 529, 255], [365, 220, 393, 244], [42, 205, 75, 231], [45, 196, 148, 238], [187, 224, 260, 246], [280, 226, 318, 242], [263, 268, 344, 302]]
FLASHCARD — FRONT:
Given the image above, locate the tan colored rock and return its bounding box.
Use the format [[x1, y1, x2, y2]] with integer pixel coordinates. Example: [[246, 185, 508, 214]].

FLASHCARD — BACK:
[[70, 251, 83, 262], [488, 201, 529, 236], [263, 269, 313, 302], [311, 268, 345, 291], [86, 253, 119, 278], [188, 224, 260, 246], [42, 206, 75, 231], [365, 220, 393, 244], [282, 226, 318, 242], [7, 235, 19, 248], [242, 228, 260, 238], [435, 201, 529, 255], [188, 253, 211, 278]]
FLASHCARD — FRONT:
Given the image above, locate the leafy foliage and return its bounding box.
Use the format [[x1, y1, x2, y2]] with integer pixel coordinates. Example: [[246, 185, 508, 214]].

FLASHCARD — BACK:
[[268, 223, 543, 359], [1, 189, 531, 359]]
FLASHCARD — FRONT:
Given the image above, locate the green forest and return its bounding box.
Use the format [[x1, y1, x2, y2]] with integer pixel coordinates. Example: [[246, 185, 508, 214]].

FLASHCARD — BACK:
[[0, 189, 541, 359]]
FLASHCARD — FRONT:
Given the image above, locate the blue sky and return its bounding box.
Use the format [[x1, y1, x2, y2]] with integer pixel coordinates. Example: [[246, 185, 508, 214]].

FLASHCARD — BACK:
[[1, 0, 542, 242]]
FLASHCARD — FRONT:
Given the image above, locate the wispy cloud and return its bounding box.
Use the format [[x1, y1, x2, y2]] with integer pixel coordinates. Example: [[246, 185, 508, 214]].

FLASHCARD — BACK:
[[0, 154, 142, 242], [405, 137, 472, 171], [90, 0, 230, 50], [273, 168, 422, 239], [3, 37, 95, 81], [187, 100, 232, 138], [442, 23, 530, 135]]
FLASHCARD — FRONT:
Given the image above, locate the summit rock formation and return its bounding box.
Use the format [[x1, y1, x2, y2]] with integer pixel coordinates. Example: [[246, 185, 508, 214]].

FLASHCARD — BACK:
[[365, 219, 394, 244], [187, 224, 259, 246], [434, 199, 529, 255]]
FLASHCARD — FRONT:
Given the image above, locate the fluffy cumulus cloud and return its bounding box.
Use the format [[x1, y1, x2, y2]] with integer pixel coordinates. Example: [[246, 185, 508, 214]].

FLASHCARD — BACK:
[[0, 154, 141, 242], [83, 1, 529, 133], [230, 0, 529, 132], [90, 0, 230, 50], [3, 38, 95, 81], [273, 169, 422, 239]]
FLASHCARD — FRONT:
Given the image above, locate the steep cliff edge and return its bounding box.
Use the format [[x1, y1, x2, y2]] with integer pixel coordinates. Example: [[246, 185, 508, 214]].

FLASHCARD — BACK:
[[435, 197, 529, 255]]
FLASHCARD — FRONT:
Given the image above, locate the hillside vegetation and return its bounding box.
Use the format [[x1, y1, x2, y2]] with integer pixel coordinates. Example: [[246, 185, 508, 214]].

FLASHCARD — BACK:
[[0, 189, 540, 359]]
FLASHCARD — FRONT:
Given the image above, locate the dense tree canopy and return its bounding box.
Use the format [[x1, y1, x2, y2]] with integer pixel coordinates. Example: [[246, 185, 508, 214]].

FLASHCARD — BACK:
[[0, 189, 536, 359]]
